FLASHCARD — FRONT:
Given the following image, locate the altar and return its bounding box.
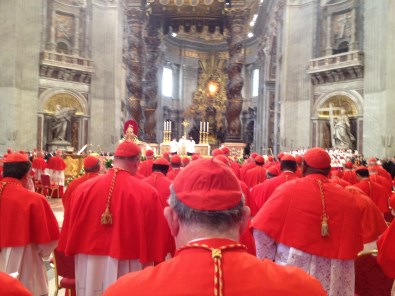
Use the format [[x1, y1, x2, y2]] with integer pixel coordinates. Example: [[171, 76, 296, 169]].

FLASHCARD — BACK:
[[195, 144, 210, 156]]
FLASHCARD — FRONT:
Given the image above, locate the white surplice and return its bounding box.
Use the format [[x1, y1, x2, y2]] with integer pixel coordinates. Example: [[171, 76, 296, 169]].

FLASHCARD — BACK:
[[0, 241, 58, 296], [254, 230, 354, 296], [75, 254, 153, 296]]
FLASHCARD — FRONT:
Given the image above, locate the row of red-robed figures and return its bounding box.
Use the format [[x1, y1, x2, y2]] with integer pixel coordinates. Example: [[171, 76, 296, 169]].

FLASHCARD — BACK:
[[1, 145, 395, 296]]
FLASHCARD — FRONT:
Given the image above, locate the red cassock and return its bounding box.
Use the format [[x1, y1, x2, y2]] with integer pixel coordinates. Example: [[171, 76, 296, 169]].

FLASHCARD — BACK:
[[354, 179, 389, 213], [244, 166, 267, 189], [342, 170, 358, 185], [166, 168, 182, 180], [31, 156, 47, 170], [369, 174, 392, 196], [104, 238, 327, 296], [142, 172, 175, 256], [46, 155, 66, 170], [237, 180, 256, 255], [229, 160, 241, 179], [375, 165, 392, 183], [240, 161, 255, 182], [252, 174, 364, 260], [62, 172, 99, 212], [58, 169, 171, 263], [0, 177, 60, 248], [251, 171, 298, 210], [143, 172, 172, 208], [0, 272, 32, 296], [345, 186, 388, 243], [295, 167, 302, 178], [377, 222, 395, 279], [138, 159, 154, 177], [328, 176, 350, 188]]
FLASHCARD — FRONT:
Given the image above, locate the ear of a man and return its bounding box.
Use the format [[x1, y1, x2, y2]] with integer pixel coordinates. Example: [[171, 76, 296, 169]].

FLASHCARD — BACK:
[[239, 206, 251, 236], [164, 206, 180, 237]]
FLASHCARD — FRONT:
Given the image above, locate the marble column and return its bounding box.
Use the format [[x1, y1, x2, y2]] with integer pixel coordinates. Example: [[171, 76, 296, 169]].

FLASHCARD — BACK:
[[349, 4, 358, 51], [363, 0, 395, 157], [143, 19, 161, 142], [126, 7, 145, 127], [325, 12, 332, 56], [48, 1, 57, 51], [225, 8, 248, 142], [72, 15, 80, 55]]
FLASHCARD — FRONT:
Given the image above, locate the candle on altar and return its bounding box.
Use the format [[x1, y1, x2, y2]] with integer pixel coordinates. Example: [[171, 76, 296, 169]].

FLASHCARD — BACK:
[[207, 122, 209, 132], [169, 121, 172, 130], [200, 121, 202, 132]]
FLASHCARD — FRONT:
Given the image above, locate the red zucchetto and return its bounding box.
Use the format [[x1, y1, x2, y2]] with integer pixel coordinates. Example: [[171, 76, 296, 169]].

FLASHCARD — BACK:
[[84, 155, 100, 169], [303, 148, 331, 169], [114, 141, 141, 157], [4, 152, 29, 163], [173, 158, 242, 211]]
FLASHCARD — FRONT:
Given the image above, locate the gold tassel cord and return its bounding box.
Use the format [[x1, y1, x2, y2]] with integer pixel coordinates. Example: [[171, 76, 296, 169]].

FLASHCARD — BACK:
[[101, 169, 121, 225], [317, 180, 330, 237], [177, 243, 246, 296]]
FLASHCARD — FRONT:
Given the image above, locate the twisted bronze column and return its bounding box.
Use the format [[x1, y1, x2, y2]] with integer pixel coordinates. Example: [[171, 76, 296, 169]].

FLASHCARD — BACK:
[[126, 7, 145, 127], [225, 8, 248, 142]]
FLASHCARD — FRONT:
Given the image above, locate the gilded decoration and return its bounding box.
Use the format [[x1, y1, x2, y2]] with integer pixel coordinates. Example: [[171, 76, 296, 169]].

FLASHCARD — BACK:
[[44, 93, 84, 115], [56, 13, 74, 43], [317, 95, 358, 118], [63, 155, 84, 178], [184, 53, 228, 130]]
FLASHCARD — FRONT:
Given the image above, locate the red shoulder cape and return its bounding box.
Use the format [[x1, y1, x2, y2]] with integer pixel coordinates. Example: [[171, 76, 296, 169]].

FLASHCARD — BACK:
[[47, 156, 66, 170], [377, 222, 395, 278], [59, 170, 172, 263], [251, 172, 297, 210], [0, 178, 59, 247], [252, 174, 364, 259], [104, 238, 326, 296], [62, 172, 99, 211], [31, 156, 47, 170], [345, 186, 387, 243], [354, 180, 389, 213]]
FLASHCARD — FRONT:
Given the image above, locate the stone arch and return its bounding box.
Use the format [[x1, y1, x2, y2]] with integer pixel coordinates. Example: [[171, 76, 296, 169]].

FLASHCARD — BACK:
[[311, 90, 363, 151], [37, 89, 89, 151], [39, 88, 88, 115], [313, 90, 363, 117]]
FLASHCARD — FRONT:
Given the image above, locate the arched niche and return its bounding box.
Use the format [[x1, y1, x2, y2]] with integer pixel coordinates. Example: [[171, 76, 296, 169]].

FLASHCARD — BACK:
[[311, 90, 363, 151], [37, 89, 89, 152]]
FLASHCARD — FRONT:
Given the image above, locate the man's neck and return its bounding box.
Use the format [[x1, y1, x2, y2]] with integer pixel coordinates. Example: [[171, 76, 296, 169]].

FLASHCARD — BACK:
[[175, 224, 240, 249]]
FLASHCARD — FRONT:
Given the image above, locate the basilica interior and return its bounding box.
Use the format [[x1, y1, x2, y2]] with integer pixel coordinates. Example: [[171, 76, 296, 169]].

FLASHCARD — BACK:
[[1, 0, 394, 158]]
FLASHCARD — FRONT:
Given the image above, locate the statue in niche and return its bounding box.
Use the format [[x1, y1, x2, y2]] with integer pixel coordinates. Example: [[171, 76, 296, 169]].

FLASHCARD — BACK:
[[333, 109, 355, 149], [51, 104, 76, 142]]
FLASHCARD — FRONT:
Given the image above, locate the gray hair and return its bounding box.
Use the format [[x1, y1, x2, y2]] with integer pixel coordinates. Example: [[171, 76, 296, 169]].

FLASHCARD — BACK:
[[168, 185, 245, 232], [113, 154, 140, 162]]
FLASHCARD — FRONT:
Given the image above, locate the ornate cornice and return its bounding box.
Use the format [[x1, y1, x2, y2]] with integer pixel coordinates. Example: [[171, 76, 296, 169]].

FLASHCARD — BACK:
[[39, 51, 93, 84], [55, 0, 87, 8], [92, 0, 119, 7], [287, 0, 315, 6]]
